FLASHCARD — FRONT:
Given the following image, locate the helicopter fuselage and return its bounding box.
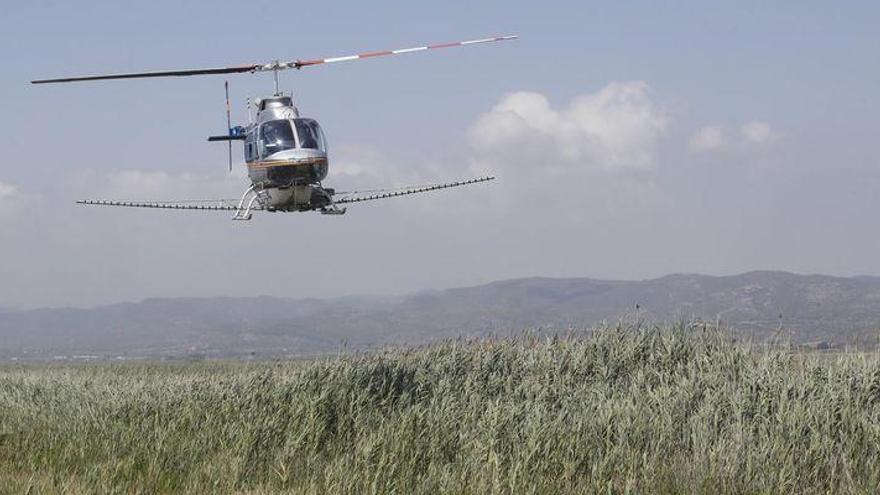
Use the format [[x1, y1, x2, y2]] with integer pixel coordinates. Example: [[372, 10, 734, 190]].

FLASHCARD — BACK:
[[241, 95, 333, 212]]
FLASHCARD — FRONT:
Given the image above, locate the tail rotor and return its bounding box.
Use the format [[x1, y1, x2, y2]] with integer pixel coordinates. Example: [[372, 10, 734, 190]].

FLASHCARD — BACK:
[[225, 81, 233, 172]]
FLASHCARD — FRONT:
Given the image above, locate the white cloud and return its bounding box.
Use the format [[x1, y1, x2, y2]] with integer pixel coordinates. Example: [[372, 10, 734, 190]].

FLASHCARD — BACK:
[[741, 121, 773, 144], [80, 168, 248, 201], [468, 82, 667, 175], [462, 83, 670, 224], [0, 181, 41, 225], [687, 121, 776, 156], [0, 181, 18, 199], [687, 125, 727, 153], [328, 144, 419, 186]]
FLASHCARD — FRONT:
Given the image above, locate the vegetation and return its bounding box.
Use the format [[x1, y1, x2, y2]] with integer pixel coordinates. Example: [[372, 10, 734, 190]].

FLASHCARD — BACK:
[[1, 323, 880, 494]]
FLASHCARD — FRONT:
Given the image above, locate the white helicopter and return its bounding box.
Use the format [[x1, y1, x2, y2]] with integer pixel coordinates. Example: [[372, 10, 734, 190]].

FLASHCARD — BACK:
[[32, 35, 516, 220]]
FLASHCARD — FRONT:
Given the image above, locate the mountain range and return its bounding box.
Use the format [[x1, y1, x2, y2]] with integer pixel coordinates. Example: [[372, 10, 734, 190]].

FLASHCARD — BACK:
[[3, 271, 880, 359]]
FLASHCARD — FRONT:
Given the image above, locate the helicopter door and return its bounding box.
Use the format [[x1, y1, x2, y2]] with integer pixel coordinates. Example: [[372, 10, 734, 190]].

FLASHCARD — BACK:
[[244, 131, 257, 162]]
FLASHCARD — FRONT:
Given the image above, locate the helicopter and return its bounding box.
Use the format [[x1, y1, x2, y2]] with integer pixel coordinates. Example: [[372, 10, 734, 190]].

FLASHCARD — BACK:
[[31, 35, 516, 220]]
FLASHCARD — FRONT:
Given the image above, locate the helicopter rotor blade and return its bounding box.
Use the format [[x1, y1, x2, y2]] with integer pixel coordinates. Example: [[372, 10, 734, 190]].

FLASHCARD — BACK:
[[30, 35, 517, 84], [31, 64, 259, 84], [291, 35, 517, 69]]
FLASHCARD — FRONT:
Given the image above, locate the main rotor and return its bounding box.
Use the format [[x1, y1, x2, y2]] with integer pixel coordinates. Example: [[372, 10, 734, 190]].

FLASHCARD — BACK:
[[30, 35, 517, 89]]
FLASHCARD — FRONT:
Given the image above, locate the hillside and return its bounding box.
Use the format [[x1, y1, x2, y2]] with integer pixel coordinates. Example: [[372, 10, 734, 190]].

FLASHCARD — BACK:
[[2, 271, 880, 358]]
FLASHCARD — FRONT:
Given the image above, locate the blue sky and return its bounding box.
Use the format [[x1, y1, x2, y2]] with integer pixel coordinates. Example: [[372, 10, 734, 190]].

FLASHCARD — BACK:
[[1, 1, 879, 308]]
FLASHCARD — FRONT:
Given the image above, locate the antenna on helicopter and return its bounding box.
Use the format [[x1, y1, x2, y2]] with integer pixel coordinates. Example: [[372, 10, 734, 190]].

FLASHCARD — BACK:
[[224, 81, 233, 172]]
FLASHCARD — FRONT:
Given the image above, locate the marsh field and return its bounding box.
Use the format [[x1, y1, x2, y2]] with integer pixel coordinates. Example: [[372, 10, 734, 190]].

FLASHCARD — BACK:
[[2, 324, 880, 494]]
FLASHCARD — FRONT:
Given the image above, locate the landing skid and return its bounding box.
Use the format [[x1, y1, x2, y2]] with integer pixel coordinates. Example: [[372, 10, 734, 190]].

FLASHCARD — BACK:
[[320, 204, 346, 215], [318, 183, 346, 215], [232, 184, 346, 219], [232, 185, 268, 221]]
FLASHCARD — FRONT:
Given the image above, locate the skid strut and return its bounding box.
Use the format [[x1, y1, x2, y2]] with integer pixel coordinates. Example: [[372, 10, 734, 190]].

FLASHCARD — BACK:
[[318, 183, 346, 215], [232, 185, 268, 221]]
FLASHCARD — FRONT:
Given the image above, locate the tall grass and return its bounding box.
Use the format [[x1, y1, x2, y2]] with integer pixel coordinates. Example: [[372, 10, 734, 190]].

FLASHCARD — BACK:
[[1, 323, 879, 494]]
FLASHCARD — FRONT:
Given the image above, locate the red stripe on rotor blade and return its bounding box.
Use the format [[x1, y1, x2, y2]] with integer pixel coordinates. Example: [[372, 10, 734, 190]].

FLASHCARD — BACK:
[[428, 42, 462, 49], [359, 50, 393, 58], [296, 59, 325, 67]]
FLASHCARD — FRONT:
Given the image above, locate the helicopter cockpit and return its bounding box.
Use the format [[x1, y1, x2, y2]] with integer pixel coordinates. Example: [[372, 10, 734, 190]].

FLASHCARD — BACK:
[[293, 119, 325, 151], [259, 119, 297, 154], [247, 117, 328, 163], [257, 118, 326, 156]]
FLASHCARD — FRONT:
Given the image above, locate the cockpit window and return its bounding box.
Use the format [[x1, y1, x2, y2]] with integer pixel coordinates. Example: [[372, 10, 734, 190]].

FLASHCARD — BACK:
[[294, 119, 326, 151], [259, 120, 296, 155]]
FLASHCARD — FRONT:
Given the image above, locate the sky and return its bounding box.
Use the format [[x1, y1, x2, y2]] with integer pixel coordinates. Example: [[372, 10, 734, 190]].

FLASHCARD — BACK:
[[0, 1, 878, 309]]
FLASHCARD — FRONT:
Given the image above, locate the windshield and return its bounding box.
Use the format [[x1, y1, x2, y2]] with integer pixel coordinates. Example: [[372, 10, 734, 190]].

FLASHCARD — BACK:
[[259, 120, 296, 155], [294, 119, 326, 151]]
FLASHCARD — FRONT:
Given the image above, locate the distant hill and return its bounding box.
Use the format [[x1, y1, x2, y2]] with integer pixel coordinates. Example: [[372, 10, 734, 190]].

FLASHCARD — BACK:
[[2, 271, 880, 359]]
